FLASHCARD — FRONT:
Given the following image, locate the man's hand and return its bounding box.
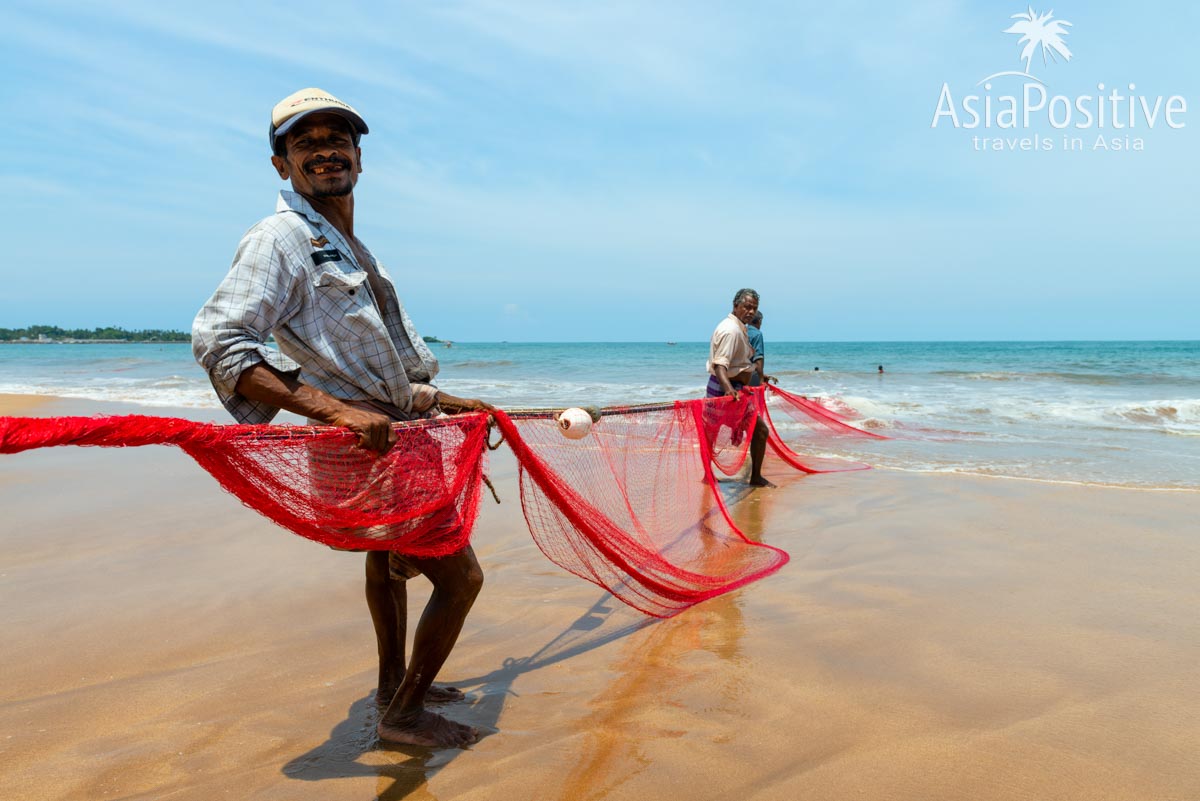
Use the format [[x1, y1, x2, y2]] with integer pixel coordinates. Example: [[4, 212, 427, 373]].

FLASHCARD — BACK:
[[235, 363, 397, 452], [765, 374, 779, 385], [327, 405, 397, 453]]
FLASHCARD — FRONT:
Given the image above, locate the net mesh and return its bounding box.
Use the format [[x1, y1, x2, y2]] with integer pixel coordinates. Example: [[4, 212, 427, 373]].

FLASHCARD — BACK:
[[0, 387, 883, 617], [753, 384, 885, 474], [493, 398, 787, 617], [0, 413, 488, 556], [184, 415, 488, 556]]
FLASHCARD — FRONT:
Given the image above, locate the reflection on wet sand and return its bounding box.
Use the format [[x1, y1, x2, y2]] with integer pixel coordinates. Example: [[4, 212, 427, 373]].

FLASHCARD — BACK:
[[556, 594, 747, 800], [553, 483, 791, 801]]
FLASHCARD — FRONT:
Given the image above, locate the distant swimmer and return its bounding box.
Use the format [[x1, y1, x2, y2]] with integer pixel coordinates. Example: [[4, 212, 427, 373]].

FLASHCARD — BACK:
[[878, 365, 884, 374], [813, 367, 820, 372]]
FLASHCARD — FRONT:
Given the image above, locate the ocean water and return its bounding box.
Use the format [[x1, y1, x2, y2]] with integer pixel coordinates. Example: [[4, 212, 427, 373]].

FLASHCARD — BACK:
[[1, 340, 1196, 490]]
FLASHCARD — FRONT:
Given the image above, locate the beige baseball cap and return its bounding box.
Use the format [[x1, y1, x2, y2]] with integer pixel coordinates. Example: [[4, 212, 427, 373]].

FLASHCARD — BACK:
[[269, 88, 368, 155]]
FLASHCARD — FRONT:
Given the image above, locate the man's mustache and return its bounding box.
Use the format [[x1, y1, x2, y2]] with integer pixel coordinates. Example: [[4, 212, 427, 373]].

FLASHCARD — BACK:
[[304, 155, 352, 173]]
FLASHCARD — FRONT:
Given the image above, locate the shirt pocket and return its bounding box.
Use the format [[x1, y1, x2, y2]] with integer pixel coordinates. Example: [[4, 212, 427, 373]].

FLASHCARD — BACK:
[[313, 270, 377, 338]]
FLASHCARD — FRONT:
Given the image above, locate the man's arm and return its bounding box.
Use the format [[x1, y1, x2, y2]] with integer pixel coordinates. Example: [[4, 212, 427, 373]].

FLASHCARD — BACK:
[[433, 390, 496, 415], [193, 224, 305, 425], [235, 363, 397, 452], [711, 325, 742, 398]]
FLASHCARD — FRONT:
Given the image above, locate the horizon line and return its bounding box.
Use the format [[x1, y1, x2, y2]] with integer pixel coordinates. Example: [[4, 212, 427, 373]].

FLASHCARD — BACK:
[[6, 337, 1195, 345]]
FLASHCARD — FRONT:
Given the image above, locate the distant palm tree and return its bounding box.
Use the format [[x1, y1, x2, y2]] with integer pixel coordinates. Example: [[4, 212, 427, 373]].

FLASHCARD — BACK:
[[1005, 7, 1072, 76]]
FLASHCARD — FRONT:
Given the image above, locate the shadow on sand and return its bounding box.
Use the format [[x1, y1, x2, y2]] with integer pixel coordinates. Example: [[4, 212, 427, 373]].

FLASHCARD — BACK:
[[281, 594, 656, 800]]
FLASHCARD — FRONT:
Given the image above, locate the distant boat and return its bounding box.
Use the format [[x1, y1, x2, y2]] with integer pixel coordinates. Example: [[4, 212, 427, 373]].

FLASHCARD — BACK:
[[666, 341, 677, 346]]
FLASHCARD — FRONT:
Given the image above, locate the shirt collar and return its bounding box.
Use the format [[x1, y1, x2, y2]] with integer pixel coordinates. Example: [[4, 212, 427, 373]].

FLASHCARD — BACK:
[[726, 312, 747, 331], [276, 190, 329, 227], [278, 189, 383, 277]]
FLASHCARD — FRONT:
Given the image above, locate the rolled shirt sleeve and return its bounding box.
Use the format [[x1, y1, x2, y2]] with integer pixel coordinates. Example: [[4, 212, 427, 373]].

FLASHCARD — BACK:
[[709, 327, 740, 368], [193, 226, 302, 424], [409, 382, 440, 414]]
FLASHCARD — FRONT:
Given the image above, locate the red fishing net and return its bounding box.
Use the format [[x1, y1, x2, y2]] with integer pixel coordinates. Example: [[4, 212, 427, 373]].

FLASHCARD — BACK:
[[753, 384, 886, 474], [0, 387, 883, 617], [0, 413, 488, 556], [493, 398, 787, 617]]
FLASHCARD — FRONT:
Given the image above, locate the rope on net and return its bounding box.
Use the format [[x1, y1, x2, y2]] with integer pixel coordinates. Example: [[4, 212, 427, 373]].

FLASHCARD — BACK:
[[0, 386, 884, 617]]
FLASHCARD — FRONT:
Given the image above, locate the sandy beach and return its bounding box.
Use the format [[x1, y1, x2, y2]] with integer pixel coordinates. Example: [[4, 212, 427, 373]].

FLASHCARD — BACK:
[[1, 394, 1198, 801]]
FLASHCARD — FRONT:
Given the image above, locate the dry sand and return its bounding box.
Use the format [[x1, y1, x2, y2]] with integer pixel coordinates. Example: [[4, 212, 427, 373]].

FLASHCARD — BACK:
[[1, 395, 1198, 800]]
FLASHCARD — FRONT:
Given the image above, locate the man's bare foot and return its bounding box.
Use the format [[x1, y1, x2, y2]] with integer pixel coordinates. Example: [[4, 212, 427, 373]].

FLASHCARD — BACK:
[[425, 684, 467, 704], [376, 684, 397, 709], [378, 710, 479, 748], [376, 684, 466, 709], [748, 476, 776, 488]]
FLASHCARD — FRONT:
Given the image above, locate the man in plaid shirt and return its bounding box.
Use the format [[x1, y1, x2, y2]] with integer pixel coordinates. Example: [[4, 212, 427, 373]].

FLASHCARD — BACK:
[[194, 88, 487, 748]]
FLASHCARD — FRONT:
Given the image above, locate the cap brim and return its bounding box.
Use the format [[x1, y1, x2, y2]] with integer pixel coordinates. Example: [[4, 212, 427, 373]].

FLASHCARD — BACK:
[[271, 108, 369, 152]]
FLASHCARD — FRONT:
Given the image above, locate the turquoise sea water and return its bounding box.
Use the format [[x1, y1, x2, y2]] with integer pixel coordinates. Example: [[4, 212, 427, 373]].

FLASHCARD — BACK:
[[1, 341, 1197, 489]]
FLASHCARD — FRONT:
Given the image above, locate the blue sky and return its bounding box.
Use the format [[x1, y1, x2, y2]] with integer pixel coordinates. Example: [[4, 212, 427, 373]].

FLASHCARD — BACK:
[[2, 0, 1197, 341]]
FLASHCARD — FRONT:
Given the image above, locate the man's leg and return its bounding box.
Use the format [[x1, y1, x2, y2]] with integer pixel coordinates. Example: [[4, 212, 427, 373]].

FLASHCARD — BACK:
[[378, 546, 484, 748], [366, 551, 408, 707], [748, 415, 774, 487], [366, 551, 468, 709]]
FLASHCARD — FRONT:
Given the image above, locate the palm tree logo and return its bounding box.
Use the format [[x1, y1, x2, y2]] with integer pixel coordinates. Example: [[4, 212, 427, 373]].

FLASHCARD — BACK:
[[979, 7, 1073, 85]]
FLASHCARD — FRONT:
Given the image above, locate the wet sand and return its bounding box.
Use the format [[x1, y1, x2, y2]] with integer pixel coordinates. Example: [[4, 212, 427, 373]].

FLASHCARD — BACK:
[[1, 395, 1198, 800]]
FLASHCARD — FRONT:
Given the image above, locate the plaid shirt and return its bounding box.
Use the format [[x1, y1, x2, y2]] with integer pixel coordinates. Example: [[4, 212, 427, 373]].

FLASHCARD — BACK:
[[193, 191, 440, 424]]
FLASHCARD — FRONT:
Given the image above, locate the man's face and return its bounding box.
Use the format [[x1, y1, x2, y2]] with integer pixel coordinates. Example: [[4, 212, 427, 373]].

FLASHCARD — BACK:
[[271, 113, 362, 199], [733, 296, 759, 324]]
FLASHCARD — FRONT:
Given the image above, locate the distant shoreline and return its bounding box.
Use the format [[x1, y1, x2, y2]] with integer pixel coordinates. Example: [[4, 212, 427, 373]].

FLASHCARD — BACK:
[[0, 340, 190, 345], [1, 338, 1196, 346], [0, 325, 191, 344]]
